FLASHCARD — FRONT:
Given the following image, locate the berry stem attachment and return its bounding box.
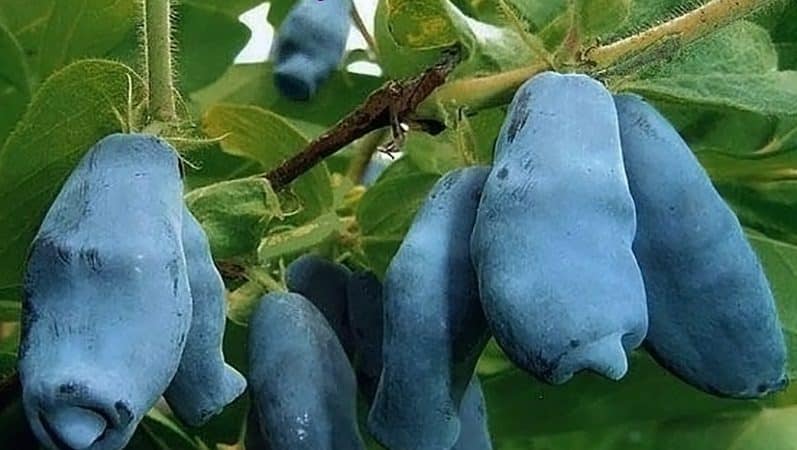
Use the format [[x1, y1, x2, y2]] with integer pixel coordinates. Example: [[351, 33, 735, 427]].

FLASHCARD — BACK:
[[143, 0, 177, 123], [417, 61, 550, 118]]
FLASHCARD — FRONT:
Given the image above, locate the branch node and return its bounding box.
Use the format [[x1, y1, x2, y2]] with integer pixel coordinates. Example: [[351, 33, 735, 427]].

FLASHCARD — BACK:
[[264, 46, 463, 190]]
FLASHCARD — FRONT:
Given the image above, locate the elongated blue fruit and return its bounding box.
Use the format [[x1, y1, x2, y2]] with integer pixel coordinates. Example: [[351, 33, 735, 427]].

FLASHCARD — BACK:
[[248, 292, 365, 450], [19, 133, 192, 450], [346, 271, 383, 400], [272, 0, 351, 100], [163, 207, 247, 427], [614, 94, 788, 398], [347, 270, 493, 449], [368, 166, 491, 450], [361, 156, 391, 187], [470, 72, 648, 385], [286, 254, 353, 356]]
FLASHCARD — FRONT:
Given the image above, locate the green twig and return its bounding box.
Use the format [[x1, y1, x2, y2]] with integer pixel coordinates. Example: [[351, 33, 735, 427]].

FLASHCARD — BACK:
[[351, 3, 378, 58], [584, 0, 776, 68], [143, 0, 177, 123]]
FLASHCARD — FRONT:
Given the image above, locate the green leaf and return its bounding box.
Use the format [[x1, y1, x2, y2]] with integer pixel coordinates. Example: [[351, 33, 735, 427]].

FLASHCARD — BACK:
[[110, 1, 252, 95], [191, 62, 385, 128], [357, 158, 439, 236], [503, 0, 567, 31], [2, 0, 251, 99], [258, 213, 341, 262], [385, 0, 460, 49], [451, 12, 541, 75], [675, 108, 777, 158], [0, 20, 30, 146], [373, 0, 441, 79], [769, 4, 797, 70], [0, 0, 55, 69], [186, 0, 264, 17], [185, 177, 282, 260], [202, 103, 334, 221], [0, 287, 19, 304], [623, 22, 797, 116], [696, 145, 797, 247], [511, 403, 797, 450], [383, 0, 540, 75], [609, 0, 692, 41], [627, 71, 797, 117], [467, 106, 506, 164], [699, 152, 796, 184], [403, 132, 464, 175], [576, 0, 631, 40], [747, 231, 797, 374], [454, 0, 557, 27], [0, 59, 145, 300], [0, 20, 30, 97], [2, 0, 252, 95], [182, 141, 261, 191], [477, 339, 514, 377], [193, 393, 249, 447], [128, 409, 205, 450], [165, 1, 253, 94], [357, 158, 440, 276], [0, 351, 15, 379], [402, 129, 471, 175], [482, 352, 788, 448], [716, 178, 797, 247], [0, 301, 20, 322], [35, 0, 138, 77], [648, 406, 797, 450], [266, 0, 300, 27], [651, 21, 778, 76]]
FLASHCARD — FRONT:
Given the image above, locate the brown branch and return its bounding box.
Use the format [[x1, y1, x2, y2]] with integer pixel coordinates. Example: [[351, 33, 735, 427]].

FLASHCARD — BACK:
[[265, 46, 462, 191], [217, 260, 248, 282]]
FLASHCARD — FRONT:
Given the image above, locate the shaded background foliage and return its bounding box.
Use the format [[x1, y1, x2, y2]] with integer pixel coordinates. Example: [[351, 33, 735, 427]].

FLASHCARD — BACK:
[[0, 0, 796, 448]]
